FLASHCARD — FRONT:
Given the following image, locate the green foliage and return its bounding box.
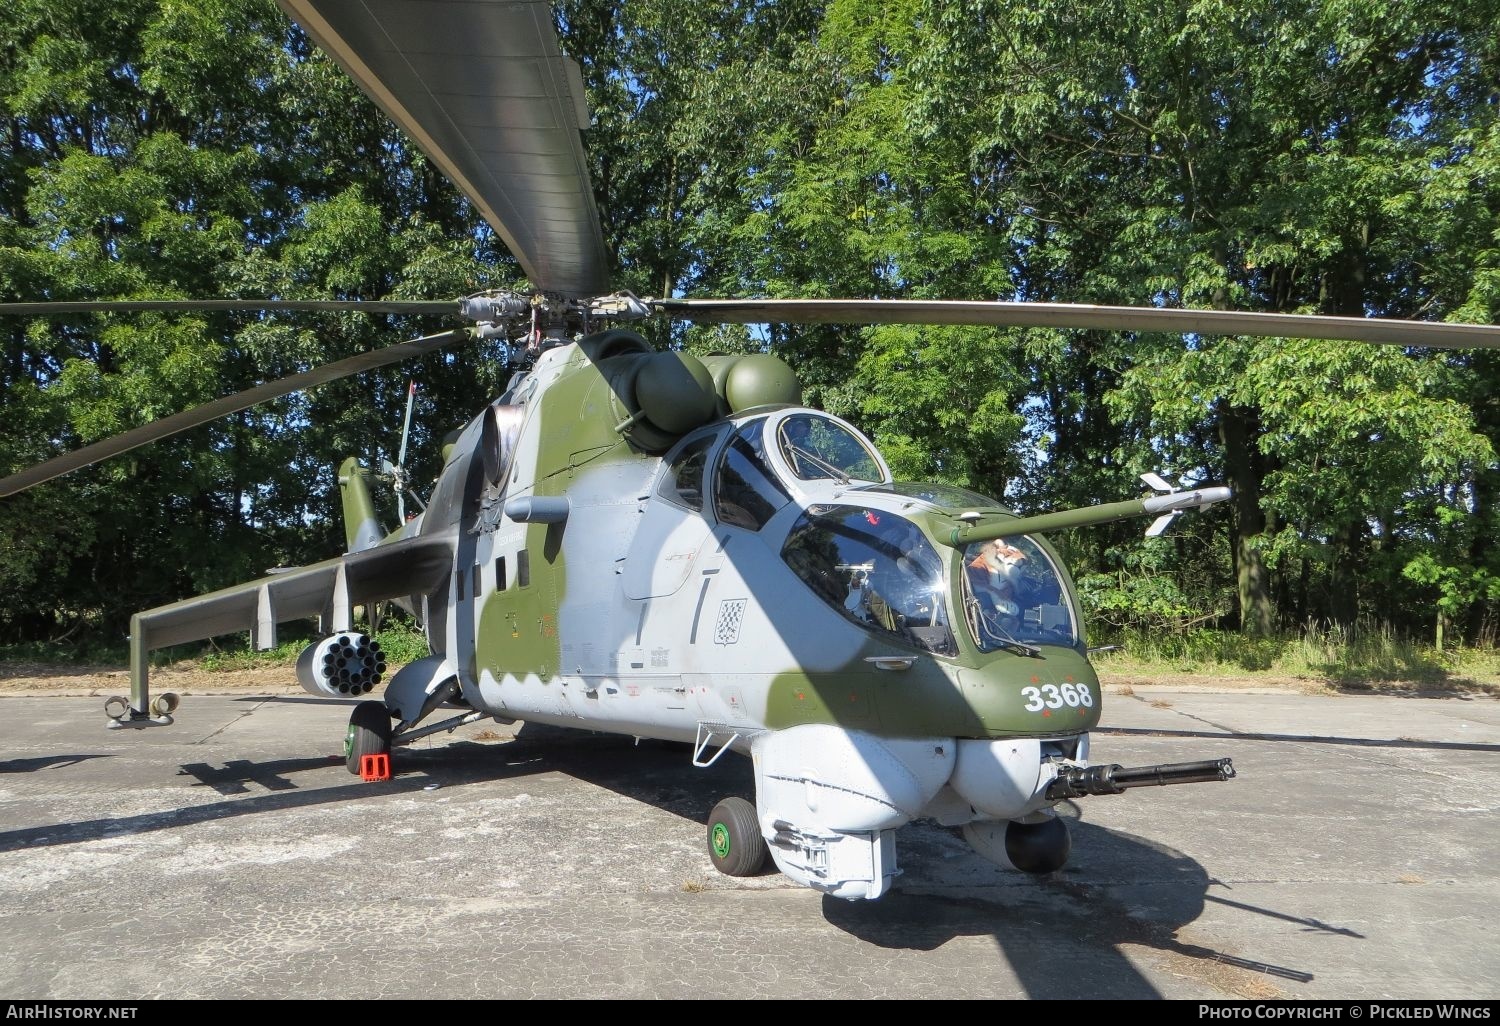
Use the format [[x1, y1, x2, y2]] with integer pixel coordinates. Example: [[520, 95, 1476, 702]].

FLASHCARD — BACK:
[[1401, 553, 1500, 628], [371, 617, 432, 665], [1093, 621, 1500, 691], [0, 0, 510, 639], [191, 615, 429, 672], [1075, 571, 1207, 635], [2, 0, 1499, 664], [196, 637, 308, 674]]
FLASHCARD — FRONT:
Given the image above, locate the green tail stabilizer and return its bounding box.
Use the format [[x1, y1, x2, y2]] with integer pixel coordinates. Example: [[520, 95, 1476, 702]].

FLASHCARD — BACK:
[[339, 457, 384, 552]]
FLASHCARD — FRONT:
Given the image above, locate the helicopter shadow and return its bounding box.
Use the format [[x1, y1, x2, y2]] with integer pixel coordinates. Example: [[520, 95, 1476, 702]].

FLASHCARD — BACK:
[[400, 720, 755, 823], [0, 720, 1327, 997], [177, 756, 342, 795], [410, 724, 1325, 999], [824, 804, 1323, 999], [0, 753, 111, 774], [0, 721, 727, 855]]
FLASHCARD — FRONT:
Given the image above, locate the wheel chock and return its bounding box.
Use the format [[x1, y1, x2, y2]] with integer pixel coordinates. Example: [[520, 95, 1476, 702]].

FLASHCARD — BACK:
[[359, 753, 392, 781]]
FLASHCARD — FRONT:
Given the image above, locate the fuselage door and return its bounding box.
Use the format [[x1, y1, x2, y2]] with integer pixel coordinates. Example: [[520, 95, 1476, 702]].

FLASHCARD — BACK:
[[621, 503, 712, 599], [621, 430, 722, 600]]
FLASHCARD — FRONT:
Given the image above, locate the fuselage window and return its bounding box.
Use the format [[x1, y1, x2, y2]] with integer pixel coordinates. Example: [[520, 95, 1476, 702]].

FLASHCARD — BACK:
[[658, 434, 716, 512], [471, 563, 483, 600], [781, 506, 956, 655], [713, 419, 790, 531], [495, 556, 507, 590], [517, 549, 530, 588]]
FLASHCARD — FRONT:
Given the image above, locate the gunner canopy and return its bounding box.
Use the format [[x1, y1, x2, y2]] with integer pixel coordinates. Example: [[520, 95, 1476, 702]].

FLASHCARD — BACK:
[[781, 504, 955, 655]]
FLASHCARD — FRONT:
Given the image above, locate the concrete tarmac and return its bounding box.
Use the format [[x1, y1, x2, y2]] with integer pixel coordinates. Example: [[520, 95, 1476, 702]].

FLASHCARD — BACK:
[[0, 687, 1496, 1001]]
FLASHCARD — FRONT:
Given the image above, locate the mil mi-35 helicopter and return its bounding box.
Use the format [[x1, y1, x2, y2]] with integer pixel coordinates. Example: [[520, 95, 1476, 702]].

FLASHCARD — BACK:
[[5, 0, 1500, 901]]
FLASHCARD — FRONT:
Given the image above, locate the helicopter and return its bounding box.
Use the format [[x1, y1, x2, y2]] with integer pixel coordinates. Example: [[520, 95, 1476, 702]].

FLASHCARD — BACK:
[[4, 0, 1500, 902]]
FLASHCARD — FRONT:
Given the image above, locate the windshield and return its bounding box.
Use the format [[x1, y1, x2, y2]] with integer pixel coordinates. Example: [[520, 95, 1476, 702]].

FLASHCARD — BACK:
[[775, 414, 883, 483], [961, 535, 1077, 652], [781, 505, 955, 655]]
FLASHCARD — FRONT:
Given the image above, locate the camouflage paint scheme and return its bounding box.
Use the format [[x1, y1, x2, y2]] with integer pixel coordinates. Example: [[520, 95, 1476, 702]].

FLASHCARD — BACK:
[[124, 329, 1159, 900], [447, 336, 1101, 745]]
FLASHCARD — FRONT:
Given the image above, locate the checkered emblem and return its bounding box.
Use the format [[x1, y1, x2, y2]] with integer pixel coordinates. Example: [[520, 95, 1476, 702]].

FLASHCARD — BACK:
[[714, 599, 747, 646]]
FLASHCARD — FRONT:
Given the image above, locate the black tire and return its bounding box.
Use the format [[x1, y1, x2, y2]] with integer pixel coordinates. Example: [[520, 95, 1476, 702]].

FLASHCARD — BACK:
[[707, 797, 768, 877], [345, 700, 393, 775]]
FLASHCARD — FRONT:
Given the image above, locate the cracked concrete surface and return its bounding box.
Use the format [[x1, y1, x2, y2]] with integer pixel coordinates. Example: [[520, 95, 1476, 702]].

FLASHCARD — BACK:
[[0, 689, 1496, 999]]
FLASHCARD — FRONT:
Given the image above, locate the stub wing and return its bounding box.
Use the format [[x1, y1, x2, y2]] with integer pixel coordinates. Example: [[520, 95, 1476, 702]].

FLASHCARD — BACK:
[[125, 534, 454, 714]]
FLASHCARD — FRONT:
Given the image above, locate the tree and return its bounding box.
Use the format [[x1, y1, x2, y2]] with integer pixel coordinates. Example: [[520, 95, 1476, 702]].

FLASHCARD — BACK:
[[907, 0, 1500, 634], [0, 0, 507, 641]]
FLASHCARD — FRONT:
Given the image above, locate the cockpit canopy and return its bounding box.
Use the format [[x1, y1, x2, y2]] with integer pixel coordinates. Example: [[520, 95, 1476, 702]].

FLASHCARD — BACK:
[[781, 504, 956, 655], [960, 534, 1076, 651], [652, 412, 1078, 657], [657, 410, 891, 529], [774, 413, 884, 483]]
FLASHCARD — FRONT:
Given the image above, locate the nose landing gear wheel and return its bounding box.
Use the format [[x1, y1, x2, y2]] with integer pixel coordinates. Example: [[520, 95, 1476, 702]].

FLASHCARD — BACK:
[[345, 700, 393, 775], [707, 796, 768, 876]]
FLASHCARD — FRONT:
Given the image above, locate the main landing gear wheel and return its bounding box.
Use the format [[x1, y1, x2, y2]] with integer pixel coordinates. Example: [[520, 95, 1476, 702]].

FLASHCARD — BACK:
[[707, 796, 768, 877], [345, 700, 393, 775]]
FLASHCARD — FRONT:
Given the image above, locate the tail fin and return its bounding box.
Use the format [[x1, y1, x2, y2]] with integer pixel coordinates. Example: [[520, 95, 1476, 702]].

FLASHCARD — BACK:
[[338, 457, 384, 553]]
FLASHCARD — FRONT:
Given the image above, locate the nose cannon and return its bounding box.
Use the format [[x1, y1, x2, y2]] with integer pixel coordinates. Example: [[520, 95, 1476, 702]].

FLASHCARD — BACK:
[[1046, 758, 1236, 800]]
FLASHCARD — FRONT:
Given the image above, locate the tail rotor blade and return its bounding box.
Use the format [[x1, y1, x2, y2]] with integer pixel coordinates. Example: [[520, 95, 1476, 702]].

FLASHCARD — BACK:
[[398, 381, 416, 470]]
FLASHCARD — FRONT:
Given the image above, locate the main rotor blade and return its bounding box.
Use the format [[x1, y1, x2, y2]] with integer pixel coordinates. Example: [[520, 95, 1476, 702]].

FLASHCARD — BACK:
[[0, 299, 459, 316], [0, 328, 472, 498], [278, 0, 610, 298], [654, 299, 1500, 349]]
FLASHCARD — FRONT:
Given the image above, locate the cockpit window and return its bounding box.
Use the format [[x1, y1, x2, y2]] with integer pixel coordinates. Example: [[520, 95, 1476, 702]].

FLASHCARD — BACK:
[[961, 535, 1076, 651], [781, 505, 956, 655], [658, 434, 715, 511], [714, 419, 790, 530], [776, 414, 883, 482]]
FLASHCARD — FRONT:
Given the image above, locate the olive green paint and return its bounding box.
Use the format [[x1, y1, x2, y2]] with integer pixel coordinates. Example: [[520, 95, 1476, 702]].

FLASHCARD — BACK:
[[944, 498, 1154, 547], [761, 644, 1100, 739], [763, 658, 988, 737], [956, 647, 1104, 735], [478, 521, 561, 680], [337, 456, 380, 550], [633, 351, 717, 433]]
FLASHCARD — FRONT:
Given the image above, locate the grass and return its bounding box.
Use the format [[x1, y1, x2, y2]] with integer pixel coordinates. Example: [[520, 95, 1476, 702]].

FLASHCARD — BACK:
[[0, 638, 131, 666], [1090, 622, 1500, 693], [0, 618, 431, 673], [193, 619, 431, 671]]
